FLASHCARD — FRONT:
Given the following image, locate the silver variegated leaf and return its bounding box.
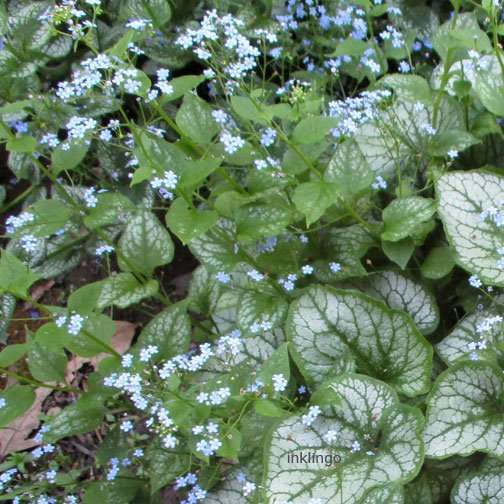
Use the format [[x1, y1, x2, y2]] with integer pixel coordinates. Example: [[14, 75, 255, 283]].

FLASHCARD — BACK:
[[436, 171, 504, 286], [118, 209, 174, 275], [211, 290, 284, 368], [355, 98, 463, 178], [0, 293, 16, 343], [265, 374, 424, 504], [424, 361, 504, 458], [135, 303, 191, 360], [97, 273, 158, 309], [356, 271, 439, 335], [287, 286, 432, 396], [437, 298, 504, 366], [451, 459, 504, 504], [189, 219, 243, 272], [362, 485, 404, 503]]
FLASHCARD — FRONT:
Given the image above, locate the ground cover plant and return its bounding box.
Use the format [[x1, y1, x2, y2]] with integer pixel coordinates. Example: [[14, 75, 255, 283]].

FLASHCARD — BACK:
[[0, 0, 504, 502]]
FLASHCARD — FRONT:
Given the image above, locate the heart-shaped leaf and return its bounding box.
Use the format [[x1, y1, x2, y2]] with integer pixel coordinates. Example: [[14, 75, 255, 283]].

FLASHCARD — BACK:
[[424, 361, 504, 459], [287, 285, 432, 396], [356, 270, 439, 335], [437, 298, 504, 366], [118, 209, 174, 275], [265, 374, 425, 503], [436, 171, 504, 286]]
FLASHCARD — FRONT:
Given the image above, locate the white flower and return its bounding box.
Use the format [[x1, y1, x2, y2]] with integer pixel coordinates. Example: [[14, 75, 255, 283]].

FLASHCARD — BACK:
[[126, 18, 152, 30], [216, 271, 231, 283], [83, 187, 98, 208], [242, 481, 256, 496], [469, 275, 482, 288], [139, 345, 159, 362], [301, 265, 314, 275], [447, 149, 458, 159], [372, 176, 387, 190], [220, 130, 245, 154], [0, 398, 6, 409], [260, 128, 277, 147], [302, 405, 321, 427], [247, 269, 265, 282], [324, 429, 338, 443], [350, 440, 361, 452], [96, 244, 114, 256], [329, 262, 342, 273], [120, 420, 134, 433], [272, 374, 288, 392]]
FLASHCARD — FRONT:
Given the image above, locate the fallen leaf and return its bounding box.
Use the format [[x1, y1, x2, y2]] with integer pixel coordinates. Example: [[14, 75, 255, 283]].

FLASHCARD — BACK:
[[0, 387, 51, 457], [66, 321, 136, 383], [28, 280, 55, 303]]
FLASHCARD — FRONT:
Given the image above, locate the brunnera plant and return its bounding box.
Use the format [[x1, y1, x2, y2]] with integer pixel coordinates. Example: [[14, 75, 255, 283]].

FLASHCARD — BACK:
[[0, 0, 503, 502]]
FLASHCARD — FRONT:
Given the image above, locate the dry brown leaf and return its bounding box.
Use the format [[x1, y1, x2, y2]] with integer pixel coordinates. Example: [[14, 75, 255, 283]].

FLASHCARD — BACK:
[[28, 280, 56, 303], [65, 321, 136, 383], [0, 387, 51, 457]]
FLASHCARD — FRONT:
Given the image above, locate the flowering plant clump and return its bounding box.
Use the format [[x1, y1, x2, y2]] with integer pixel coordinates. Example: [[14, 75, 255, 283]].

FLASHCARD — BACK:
[[1, 0, 504, 502]]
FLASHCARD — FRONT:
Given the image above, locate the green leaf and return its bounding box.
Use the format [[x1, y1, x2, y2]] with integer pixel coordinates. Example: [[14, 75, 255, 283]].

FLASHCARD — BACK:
[[6, 135, 37, 153], [424, 361, 504, 459], [357, 271, 439, 335], [379, 74, 432, 103], [236, 198, 292, 242], [428, 130, 480, 156], [292, 180, 338, 226], [382, 238, 415, 270], [382, 197, 437, 242], [178, 158, 221, 189], [83, 193, 135, 230], [160, 74, 205, 103], [28, 340, 67, 382], [0, 250, 39, 298], [292, 116, 337, 144], [44, 401, 105, 442], [120, 0, 172, 26], [237, 291, 288, 336], [287, 285, 432, 396], [131, 131, 186, 185], [165, 198, 218, 245], [136, 303, 191, 360], [324, 139, 374, 199], [436, 171, 504, 286], [436, 299, 504, 366], [66, 314, 116, 358], [451, 459, 504, 504], [217, 426, 241, 461], [147, 447, 190, 494], [84, 480, 141, 504], [118, 209, 174, 275], [97, 273, 158, 309], [0, 385, 35, 428], [0, 343, 28, 367], [265, 374, 425, 503], [475, 63, 504, 116], [433, 13, 491, 60], [254, 399, 285, 418], [51, 140, 89, 174], [29, 199, 74, 237], [230, 95, 269, 124], [420, 246, 455, 279], [189, 221, 242, 272], [176, 93, 219, 144]]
